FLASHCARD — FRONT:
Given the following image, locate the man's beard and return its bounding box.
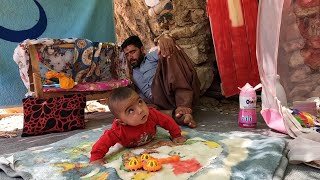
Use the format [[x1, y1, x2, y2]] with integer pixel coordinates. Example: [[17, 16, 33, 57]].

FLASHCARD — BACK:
[[131, 53, 145, 68]]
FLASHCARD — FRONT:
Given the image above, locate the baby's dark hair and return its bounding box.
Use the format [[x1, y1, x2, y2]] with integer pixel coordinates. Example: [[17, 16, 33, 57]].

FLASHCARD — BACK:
[[108, 87, 136, 116], [121, 35, 143, 49]]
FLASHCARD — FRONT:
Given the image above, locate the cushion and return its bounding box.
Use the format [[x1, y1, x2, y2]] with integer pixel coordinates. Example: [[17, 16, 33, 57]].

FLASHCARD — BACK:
[[22, 94, 86, 137]]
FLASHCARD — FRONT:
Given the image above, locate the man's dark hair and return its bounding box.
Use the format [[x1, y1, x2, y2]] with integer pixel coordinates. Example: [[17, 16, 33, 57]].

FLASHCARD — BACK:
[[121, 35, 143, 49], [108, 87, 136, 116]]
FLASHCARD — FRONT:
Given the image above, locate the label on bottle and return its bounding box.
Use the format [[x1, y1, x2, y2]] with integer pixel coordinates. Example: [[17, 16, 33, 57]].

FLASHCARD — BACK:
[[238, 109, 257, 128], [239, 96, 256, 109]]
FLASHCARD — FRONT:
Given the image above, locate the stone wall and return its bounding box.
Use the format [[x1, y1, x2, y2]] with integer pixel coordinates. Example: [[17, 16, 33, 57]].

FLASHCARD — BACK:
[[114, 0, 216, 94], [278, 2, 320, 102]]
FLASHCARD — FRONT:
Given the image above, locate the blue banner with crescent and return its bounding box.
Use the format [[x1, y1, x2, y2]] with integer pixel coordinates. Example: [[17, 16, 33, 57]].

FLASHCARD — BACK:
[[0, 0, 115, 106]]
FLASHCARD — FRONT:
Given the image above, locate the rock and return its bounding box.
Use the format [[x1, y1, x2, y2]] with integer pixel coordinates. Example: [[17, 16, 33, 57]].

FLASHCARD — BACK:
[[301, 47, 320, 70], [285, 20, 302, 41], [282, 38, 305, 52], [181, 45, 208, 64], [191, 9, 206, 23], [309, 85, 320, 97], [289, 66, 311, 82], [288, 50, 305, 68], [195, 66, 214, 95], [289, 84, 313, 98]]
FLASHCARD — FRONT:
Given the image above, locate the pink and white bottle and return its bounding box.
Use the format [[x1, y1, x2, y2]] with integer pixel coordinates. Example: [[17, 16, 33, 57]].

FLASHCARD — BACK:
[[238, 83, 261, 128]]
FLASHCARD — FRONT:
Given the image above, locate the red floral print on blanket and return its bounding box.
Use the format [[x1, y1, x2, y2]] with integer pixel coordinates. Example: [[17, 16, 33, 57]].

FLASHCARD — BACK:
[[171, 158, 202, 175]]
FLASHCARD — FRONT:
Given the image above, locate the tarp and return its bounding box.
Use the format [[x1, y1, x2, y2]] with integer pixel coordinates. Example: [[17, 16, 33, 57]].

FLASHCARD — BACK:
[[206, 0, 260, 97], [256, 0, 287, 133]]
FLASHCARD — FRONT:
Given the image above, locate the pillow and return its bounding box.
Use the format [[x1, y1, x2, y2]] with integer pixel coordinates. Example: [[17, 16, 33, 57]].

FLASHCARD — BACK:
[[22, 94, 86, 137], [72, 39, 94, 83]]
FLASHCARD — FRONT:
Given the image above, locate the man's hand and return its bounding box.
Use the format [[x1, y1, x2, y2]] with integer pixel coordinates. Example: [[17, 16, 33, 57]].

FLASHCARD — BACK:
[[90, 159, 106, 165], [173, 136, 187, 143], [158, 35, 176, 58], [174, 107, 197, 128], [175, 107, 192, 117]]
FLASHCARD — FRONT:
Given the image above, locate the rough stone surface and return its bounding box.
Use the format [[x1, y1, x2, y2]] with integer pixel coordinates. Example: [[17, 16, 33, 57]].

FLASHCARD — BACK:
[[279, 3, 320, 103], [113, 0, 155, 50], [195, 66, 214, 95]]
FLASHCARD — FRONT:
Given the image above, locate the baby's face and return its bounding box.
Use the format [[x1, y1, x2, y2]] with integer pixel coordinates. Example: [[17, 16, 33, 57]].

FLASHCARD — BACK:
[[115, 93, 149, 126]]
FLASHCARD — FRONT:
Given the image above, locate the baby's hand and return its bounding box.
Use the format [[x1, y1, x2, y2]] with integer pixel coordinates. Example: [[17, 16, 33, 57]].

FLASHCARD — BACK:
[[173, 136, 187, 143], [90, 159, 106, 165]]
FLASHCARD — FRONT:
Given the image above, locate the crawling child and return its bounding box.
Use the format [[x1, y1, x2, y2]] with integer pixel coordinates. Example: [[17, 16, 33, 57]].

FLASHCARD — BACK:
[[90, 87, 186, 165]]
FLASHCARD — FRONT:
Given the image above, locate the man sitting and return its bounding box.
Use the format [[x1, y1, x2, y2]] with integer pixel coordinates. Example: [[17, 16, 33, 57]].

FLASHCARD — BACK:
[[121, 35, 200, 128]]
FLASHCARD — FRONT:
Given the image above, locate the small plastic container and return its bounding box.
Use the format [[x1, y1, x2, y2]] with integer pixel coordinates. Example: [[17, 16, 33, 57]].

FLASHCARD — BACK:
[[238, 83, 260, 128]]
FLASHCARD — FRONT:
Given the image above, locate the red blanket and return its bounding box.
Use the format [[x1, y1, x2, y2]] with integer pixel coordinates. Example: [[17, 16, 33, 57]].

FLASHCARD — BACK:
[[207, 0, 260, 97]]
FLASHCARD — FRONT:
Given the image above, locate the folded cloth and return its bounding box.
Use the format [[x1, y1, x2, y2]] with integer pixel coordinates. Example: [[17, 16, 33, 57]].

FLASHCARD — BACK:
[[0, 155, 32, 179], [287, 132, 320, 168], [0, 131, 18, 138]]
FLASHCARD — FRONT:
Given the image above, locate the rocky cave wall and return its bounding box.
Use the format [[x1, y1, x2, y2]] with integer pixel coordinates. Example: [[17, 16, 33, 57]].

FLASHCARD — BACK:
[[113, 0, 216, 94], [278, 1, 320, 102]]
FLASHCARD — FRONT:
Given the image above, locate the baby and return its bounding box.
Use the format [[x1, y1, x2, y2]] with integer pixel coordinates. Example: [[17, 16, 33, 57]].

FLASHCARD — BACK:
[[90, 87, 186, 165]]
